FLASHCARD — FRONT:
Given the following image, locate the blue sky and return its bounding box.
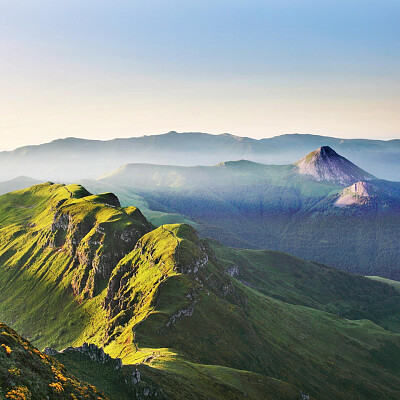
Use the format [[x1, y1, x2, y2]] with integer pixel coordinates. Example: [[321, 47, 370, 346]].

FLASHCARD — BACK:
[[0, 0, 399, 149]]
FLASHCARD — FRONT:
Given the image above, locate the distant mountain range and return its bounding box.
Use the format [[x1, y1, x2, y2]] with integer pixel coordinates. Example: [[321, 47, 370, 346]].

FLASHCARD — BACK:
[[1, 131, 400, 181], [0, 176, 40, 195], [79, 146, 400, 280]]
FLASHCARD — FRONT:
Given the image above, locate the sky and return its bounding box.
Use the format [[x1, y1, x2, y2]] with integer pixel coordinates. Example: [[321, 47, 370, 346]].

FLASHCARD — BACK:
[[0, 0, 399, 150]]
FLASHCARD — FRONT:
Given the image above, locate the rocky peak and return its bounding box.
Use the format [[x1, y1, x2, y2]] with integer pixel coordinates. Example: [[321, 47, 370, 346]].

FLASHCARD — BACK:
[[334, 181, 377, 207], [348, 181, 374, 197], [295, 146, 375, 186], [316, 146, 337, 158]]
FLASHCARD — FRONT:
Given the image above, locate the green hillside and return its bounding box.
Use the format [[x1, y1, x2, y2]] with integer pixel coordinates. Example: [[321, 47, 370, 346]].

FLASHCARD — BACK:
[[0, 183, 152, 349], [0, 322, 107, 399], [1, 184, 400, 399], [211, 241, 400, 331], [87, 154, 400, 280], [367, 276, 400, 292]]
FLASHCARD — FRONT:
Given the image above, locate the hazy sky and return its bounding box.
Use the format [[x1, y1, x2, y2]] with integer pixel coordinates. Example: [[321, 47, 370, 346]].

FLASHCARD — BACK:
[[0, 0, 399, 150]]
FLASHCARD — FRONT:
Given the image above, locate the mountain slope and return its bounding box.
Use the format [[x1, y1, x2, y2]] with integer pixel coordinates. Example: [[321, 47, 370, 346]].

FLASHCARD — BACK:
[[0, 183, 152, 348], [334, 180, 400, 208], [295, 146, 375, 185], [89, 148, 400, 279], [210, 240, 400, 330], [1, 131, 400, 181], [0, 322, 107, 399], [1, 184, 400, 398]]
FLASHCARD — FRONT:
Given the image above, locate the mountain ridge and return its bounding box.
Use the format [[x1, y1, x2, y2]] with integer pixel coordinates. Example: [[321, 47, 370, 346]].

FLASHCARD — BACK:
[[1, 131, 400, 181], [85, 146, 400, 279], [1, 183, 400, 398], [5, 131, 400, 154]]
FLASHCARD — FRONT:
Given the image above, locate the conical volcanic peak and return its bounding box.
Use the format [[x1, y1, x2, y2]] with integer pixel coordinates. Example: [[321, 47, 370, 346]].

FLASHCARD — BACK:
[[295, 146, 375, 185]]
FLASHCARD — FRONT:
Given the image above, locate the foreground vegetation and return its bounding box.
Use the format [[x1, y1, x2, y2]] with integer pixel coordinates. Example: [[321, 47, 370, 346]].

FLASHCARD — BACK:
[[0, 322, 107, 399]]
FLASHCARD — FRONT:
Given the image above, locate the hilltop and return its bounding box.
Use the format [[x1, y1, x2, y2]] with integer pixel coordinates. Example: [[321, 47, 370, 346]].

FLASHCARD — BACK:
[[295, 146, 375, 185], [1, 183, 400, 398]]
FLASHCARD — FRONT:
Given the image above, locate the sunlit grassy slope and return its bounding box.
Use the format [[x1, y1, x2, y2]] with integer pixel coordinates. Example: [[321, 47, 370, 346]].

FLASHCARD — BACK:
[[1, 183, 400, 399]]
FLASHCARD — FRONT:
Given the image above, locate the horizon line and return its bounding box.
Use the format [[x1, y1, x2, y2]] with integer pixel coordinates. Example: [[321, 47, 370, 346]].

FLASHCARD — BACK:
[[2, 130, 400, 152]]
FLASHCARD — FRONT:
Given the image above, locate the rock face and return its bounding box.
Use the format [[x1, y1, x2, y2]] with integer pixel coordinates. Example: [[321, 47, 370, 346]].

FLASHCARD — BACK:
[[44, 343, 123, 370], [46, 197, 152, 298], [348, 181, 373, 197], [295, 146, 375, 186], [102, 224, 222, 344], [226, 265, 240, 277], [130, 369, 141, 385], [335, 181, 375, 207]]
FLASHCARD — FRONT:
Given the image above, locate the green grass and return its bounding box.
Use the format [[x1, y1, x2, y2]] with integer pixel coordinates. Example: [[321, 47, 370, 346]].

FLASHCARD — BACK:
[[1, 183, 400, 399], [55, 348, 301, 400], [367, 276, 400, 291], [0, 183, 152, 348], [210, 240, 400, 331]]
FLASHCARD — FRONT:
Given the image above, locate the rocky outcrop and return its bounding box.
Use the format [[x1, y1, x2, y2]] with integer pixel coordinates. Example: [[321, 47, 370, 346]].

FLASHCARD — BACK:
[[102, 225, 218, 343], [335, 181, 375, 207], [44, 343, 123, 370], [296, 146, 375, 186], [125, 366, 168, 399], [178, 250, 209, 274], [129, 369, 141, 385], [175, 235, 215, 274], [348, 181, 373, 197], [46, 198, 152, 298], [166, 289, 198, 327], [226, 265, 240, 277]]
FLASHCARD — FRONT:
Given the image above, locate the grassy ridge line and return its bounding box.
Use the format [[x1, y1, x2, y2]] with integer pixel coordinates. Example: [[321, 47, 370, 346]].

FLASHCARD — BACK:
[[55, 348, 303, 400], [100, 223, 400, 399], [1, 184, 400, 399], [0, 183, 151, 349], [0, 184, 94, 347]]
